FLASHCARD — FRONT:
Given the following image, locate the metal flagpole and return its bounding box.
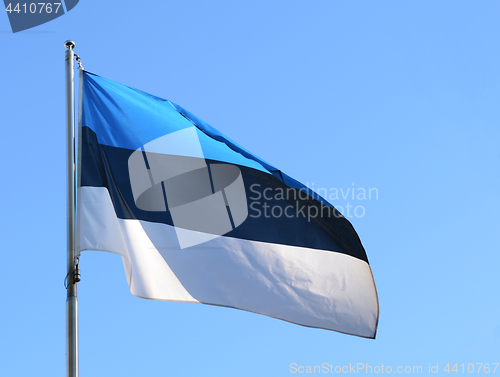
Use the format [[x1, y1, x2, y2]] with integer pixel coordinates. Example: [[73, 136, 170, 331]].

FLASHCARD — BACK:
[[65, 40, 79, 377]]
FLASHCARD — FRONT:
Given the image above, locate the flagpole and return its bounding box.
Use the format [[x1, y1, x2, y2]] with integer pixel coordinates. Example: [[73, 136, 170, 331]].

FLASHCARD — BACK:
[[65, 40, 79, 377]]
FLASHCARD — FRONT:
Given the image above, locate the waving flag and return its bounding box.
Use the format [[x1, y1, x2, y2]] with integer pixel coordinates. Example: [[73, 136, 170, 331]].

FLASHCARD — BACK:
[[77, 71, 379, 338]]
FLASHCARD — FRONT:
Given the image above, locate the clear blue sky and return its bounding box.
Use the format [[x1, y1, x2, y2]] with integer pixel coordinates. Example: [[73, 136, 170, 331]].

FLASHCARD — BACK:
[[1, 1, 499, 376]]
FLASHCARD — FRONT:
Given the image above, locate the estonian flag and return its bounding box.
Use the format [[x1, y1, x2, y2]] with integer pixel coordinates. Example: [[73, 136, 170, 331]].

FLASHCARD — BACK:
[[77, 71, 379, 338]]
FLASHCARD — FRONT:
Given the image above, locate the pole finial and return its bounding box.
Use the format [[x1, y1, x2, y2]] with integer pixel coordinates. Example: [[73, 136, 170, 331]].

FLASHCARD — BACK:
[[65, 40, 76, 50]]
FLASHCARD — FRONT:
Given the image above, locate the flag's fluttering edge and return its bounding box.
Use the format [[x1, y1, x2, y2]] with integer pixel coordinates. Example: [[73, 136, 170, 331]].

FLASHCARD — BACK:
[[77, 71, 379, 338]]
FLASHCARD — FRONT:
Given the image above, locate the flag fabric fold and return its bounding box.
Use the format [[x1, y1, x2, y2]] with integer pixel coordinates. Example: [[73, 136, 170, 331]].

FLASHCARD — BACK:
[[77, 71, 379, 338]]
